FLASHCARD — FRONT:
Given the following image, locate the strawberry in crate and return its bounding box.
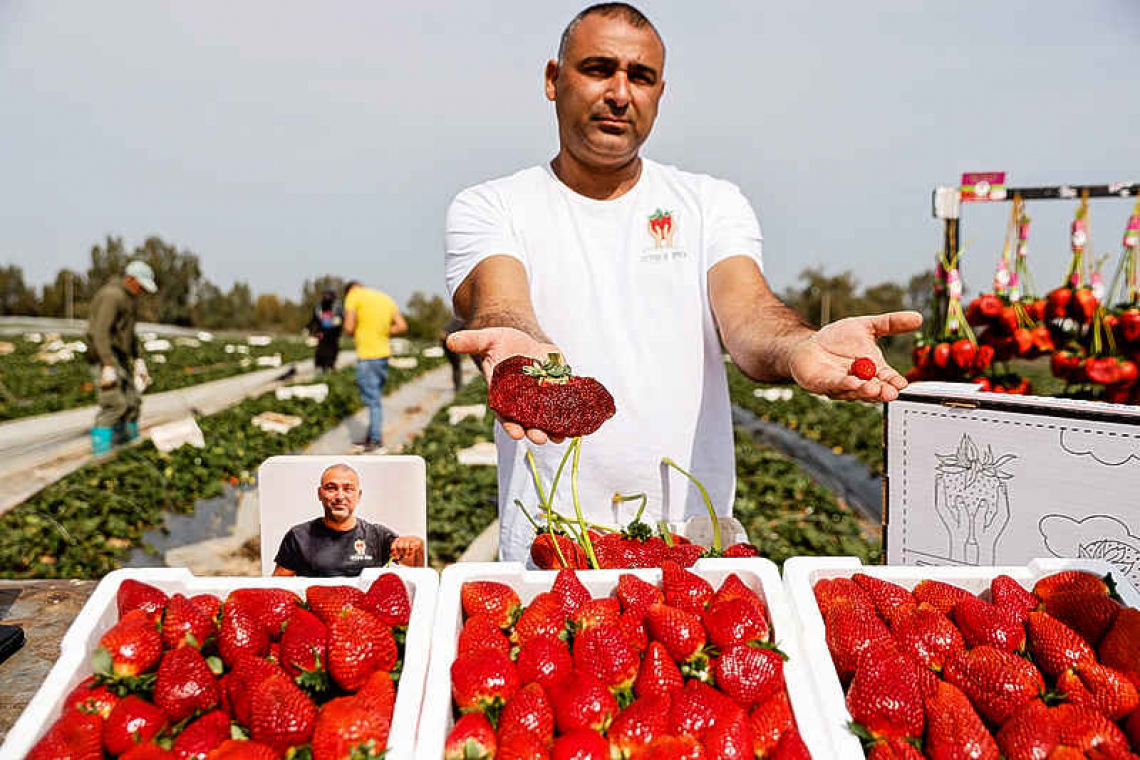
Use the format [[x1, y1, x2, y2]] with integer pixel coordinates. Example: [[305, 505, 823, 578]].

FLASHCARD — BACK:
[[24, 573, 417, 760], [811, 567, 1140, 759], [444, 566, 811, 759]]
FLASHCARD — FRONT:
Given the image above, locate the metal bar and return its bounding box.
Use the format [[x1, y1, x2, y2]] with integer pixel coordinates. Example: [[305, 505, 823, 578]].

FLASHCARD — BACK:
[[968, 182, 1140, 203]]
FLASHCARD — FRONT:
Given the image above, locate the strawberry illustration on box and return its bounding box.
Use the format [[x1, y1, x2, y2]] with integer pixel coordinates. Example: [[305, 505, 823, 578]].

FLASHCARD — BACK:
[[933, 434, 1016, 565]]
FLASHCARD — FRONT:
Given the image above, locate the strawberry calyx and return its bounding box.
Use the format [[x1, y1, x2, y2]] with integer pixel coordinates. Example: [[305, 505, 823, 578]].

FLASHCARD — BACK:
[[520, 353, 574, 386], [91, 647, 157, 696]]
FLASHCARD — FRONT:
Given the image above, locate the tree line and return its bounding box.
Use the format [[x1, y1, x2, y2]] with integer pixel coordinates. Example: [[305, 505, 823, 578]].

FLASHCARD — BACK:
[[0, 235, 454, 341]]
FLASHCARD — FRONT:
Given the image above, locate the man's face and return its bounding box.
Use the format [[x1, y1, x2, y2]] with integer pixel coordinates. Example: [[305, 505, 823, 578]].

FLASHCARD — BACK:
[[546, 14, 665, 170], [317, 468, 361, 524]]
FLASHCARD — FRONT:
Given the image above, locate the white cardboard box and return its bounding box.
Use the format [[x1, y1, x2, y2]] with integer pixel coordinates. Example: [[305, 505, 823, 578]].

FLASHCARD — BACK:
[[885, 382, 1140, 589]]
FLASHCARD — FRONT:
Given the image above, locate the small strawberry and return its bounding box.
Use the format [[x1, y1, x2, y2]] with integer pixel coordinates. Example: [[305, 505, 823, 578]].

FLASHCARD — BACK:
[[629, 735, 705, 760], [749, 689, 795, 758], [943, 645, 1045, 725], [990, 574, 1038, 623], [952, 594, 1025, 652], [26, 710, 103, 760], [305, 585, 365, 625], [280, 607, 330, 693], [551, 728, 609, 760], [121, 742, 177, 759], [498, 682, 555, 747], [661, 560, 713, 615], [461, 581, 521, 629], [162, 593, 217, 650], [702, 703, 755, 760], [723, 542, 761, 558], [309, 694, 390, 760], [845, 652, 925, 740], [512, 592, 568, 647], [1034, 570, 1111, 600], [1052, 703, 1130, 754], [327, 607, 398, 691], [104, 695, 170, 757], [217, 601, 270, 668], [703, 597, 770, 650], [813, 577, 873, 619], [593, 531, 638, 569], [487, 353, 616, 438], [866, 738, 924, 760], [228, 588, 301, 640], [852, 573, 914, 625], [645, 603, 707, 666], [995, 699, 1060, 760], [1058, 662, 1140, 721], [496, 730, 551, 760], [568, 597, 621, 634], [248, 673, 318, 754], [457, 613, 511, 658], [94, 608, 163, 684], [1099, 607, 1140, 688], [608, 693, 672, 757], [190, 594, 222, 622], [547, 669, 618, 734], [117, 578, 168, 622], [550, 568, 591, 617], [889, 602, 964, 672], [664, 542, 705, 568], [171, 709, 231, 760], [634, 640, 684, 700], [851, 357, 877, 380], [354, 669, 397, 720], [712, 573, 769, 620], [912, 579, 972, 615], [618, 608, 648, 653], [63, 675, 120, 718], [669, 679, 734, 742], [822, 602, 893, 684], [153, 645, 221, 723], [203, 739, 280, 759], [361, 573, 412, 627], [1026, 610, 1096, 678], [572, 622, 639, 703], [771, 729, 811, 760], [1044, 590, 1122, 647], [227, 655, 284, 727], [443, 712, 496, 760], [923, 681, 999, 760], [516, 635, 573, 689], [531, 531, 587, 570], [714, 642, 786, 708], [451, 648, 522, 724]]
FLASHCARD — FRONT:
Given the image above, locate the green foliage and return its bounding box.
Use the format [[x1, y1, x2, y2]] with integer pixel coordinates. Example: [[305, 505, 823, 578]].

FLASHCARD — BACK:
[[403, 291, 453, 342], [0, 351, 444, 578], [0, 265, 40, 315]]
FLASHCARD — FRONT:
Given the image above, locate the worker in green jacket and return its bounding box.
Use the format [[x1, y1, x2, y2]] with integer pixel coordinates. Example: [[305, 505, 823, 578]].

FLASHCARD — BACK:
[[85, 260, 157, 454]]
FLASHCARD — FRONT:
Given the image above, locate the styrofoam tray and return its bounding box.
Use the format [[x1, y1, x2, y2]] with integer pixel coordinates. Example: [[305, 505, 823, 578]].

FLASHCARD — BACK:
[[782, 556, 1140, 760], [416, 559, 834, 759], [0, 566, 438, 760]]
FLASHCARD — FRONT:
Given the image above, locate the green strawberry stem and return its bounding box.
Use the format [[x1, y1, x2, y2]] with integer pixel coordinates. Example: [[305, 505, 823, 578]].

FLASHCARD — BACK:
[[570, 437, 599, 569], [612, 492, 648, 522], [526, 444, 578, 568], [658, 521, 675, 546], [662, 457, 722, 553]]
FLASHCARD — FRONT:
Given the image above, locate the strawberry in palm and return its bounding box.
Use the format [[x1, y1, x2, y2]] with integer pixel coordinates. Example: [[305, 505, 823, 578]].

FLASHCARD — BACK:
[[488, 353, 615, 438]]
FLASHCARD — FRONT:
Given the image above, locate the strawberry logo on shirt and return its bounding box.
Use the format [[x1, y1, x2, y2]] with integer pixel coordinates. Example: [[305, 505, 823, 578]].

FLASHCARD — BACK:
[[648, 209, 675, 248]]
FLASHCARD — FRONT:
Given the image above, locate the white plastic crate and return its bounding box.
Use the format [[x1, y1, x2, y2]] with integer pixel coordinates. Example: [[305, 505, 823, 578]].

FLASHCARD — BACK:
[[0, 566, 438, 760], [782, 556, 1140, 760], [416, 559, 834, 759]]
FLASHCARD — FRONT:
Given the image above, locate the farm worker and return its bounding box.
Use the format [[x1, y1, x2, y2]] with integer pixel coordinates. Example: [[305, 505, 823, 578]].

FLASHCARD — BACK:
[[85, 259, 157, 455], [343, 281, 409, 453], [306, 289, 344, 374], [273, 463, 425, 576], [444, 2, 922, 562]]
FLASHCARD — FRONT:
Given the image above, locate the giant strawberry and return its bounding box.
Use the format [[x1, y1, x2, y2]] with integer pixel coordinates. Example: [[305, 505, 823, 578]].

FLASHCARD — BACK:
[[487, 354, 615, 438]]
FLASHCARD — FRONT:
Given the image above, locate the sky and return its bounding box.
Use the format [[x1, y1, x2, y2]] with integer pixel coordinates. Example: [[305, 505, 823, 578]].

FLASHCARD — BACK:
[[1, 1, 1138, 308]]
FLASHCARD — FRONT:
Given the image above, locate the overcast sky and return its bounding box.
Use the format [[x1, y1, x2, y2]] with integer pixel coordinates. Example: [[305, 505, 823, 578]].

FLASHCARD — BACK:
[[1, 1, 1138, 307]]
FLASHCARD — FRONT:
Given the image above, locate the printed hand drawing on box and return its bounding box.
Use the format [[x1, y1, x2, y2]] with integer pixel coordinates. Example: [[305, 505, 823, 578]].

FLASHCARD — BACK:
[[1039, 514, 1140, 588], [933, 434, 1016, 565]]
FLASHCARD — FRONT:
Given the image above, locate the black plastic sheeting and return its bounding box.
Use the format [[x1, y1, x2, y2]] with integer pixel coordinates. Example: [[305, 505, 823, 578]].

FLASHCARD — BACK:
[[125, 485, 246, 567], [732, 405, 882, 523]]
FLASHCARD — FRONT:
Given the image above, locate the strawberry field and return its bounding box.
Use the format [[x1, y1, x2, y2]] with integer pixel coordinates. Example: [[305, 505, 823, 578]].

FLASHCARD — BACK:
[[0, 333, 312, 421]]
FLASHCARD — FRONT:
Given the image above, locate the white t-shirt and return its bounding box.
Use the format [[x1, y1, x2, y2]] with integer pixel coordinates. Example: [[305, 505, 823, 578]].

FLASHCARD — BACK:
[[445, 158, 764, 562]]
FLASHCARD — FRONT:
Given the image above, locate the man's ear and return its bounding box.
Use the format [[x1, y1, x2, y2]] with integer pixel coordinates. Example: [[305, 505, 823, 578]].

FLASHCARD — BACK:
[[544, 59, 559, 102]]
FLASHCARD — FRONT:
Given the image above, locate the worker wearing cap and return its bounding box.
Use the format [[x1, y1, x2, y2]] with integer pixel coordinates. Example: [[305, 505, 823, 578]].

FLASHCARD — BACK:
[[85, 260, 157, 454]]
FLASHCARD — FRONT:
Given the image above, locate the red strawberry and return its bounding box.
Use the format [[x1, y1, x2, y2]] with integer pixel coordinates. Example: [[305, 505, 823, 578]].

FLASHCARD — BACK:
[[618, 608, 649, 652], [1026, 610, 1096, 678], [26, 710, 103, 760], [104, 695, 170, 757], [645, 603, 707, 666], [487, 353, 616, 438], [990, 574, 1038, 623], [513, 592, 568, 646], [444, 712, 497, 760], [217, 601, 270, 667], [327, 607, 398, 691], [573, 622, 639, 703], [1044, 591, 1122, 647], [227, 588, 300, 639], [593, 531, 637, 569], [163, 593, 217, 650], [550, 568, 591, 616], [813, 577, 873, 619], [1099, 608, 1140, 688], [609, 693, 672, 757], [531, 532, 587, 570], [1034, 571, 1110, 600], [852, 573, 914, 625], [153, 645, 221, 723], [669, 679, 735, 742], [248, 673, 317, 754], [117, 579, 168, 622], [361, 573, 412, 627], [191, 593, 221, 622], [823, 602, 893, 684], [714, 642, 786, 708], [661, 561, 713, 615], [354, 669, 397, 720], [63, 675, 120, 719], [996, 699, 1060, 760], [568, 597, 621, 633], [461, 581, 521, 629], [457, 613, 511, 658], [703, 702, 755, 760], [749, 689, 795, 757], [309, 694, 390, 760], [280, 608, 330, 692], [723, 542, 761, 558], [713, 573, 769, 620], [1072, 287, 1098, 323], [95, 608, 163, 680], [703, 597, 770, 650], [866, 738, 924, 760], [845, 652, 925, 740], [516, 635, 573, 689], [634, 640, 684, 700], [172, 709, 231, 760], [923, 681, 999, 760], [1125, 708, 1140, 752], [851, 356, 877, 380], [1058, 662, 1140, 721], [888, 602, 964, 672], [551, 728, 610, 760], [548, 669, 618, 734], [227, 655, 284, 727], [498, 682, 555, 747], [932, 342, 951, 368], [912, 580, 971, 615], [629, 735, 706, 760], [496, 731, 551, 760], [943, 645, 1044, 725], [451, 648, 521, 722], [1047, 286, 1073, 319], [1052, 703, 1130, 754], [203, 739, 280, 759], [664, 542, 705, 568], [953, 594, 1025, 652], [121, 742, 177, 759], [951, 338, 976, 368], [305, 585, 366, 625]]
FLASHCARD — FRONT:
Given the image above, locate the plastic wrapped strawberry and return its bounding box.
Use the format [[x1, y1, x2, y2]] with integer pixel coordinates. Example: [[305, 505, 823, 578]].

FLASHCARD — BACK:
[[488, 353, 615, 438]]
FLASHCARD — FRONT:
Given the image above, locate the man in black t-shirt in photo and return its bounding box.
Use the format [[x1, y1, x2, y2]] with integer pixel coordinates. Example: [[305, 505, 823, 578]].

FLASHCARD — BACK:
[[272, 463, 425, 577]]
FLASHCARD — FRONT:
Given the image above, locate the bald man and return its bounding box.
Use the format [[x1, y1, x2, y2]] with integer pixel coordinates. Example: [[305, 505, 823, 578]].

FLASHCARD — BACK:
[[273, 463, 425, 576]]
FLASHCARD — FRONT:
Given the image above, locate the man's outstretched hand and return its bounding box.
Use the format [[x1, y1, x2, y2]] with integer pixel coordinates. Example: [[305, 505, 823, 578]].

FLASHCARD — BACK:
[[789, 311, 923, 403], [446, 326, 566, 445]]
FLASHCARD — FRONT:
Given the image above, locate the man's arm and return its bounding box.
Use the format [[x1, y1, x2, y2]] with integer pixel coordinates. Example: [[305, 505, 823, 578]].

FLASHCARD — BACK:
[[343, 309, 356, 336], [389, 309, 408, 336], [88, 291, 118, 367], [272, 565, 297, 577]]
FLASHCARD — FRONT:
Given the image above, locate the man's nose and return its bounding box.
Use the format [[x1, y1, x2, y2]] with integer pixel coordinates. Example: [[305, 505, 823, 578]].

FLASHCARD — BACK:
[[605, 72, 631, 109]]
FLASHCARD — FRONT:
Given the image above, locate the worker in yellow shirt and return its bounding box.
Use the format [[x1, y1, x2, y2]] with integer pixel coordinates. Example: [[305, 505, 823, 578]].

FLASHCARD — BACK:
[[343, 281, 408, 452]]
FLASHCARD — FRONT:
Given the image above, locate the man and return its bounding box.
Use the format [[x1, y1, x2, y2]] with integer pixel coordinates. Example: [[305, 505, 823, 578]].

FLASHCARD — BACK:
[[306, 289, 344, 374], [273, 463, 425, 576], [445, 3, 922, 562], [343, 281, 408, 453], [85, 260, 157, 455]]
